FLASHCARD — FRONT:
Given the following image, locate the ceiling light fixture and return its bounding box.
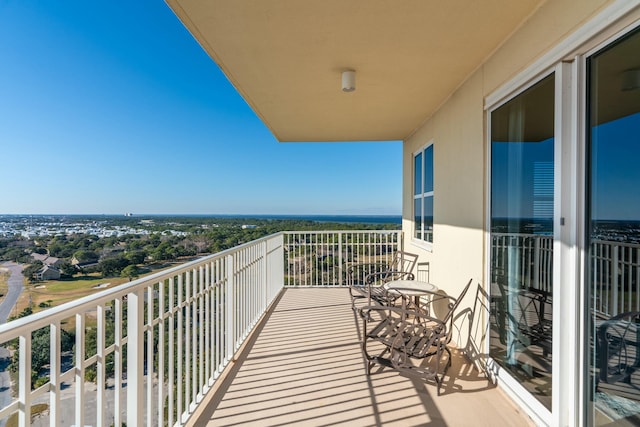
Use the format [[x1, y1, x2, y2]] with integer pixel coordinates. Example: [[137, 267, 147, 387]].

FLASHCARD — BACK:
[[342, 70, 356, 92]]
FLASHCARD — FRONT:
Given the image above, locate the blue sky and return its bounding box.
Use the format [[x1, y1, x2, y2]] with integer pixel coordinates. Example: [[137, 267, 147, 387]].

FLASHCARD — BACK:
[[0, 1, 402, 216]]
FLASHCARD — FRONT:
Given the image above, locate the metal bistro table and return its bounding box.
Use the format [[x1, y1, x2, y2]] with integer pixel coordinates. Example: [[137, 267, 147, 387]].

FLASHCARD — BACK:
[[383, 279, 438, 308]]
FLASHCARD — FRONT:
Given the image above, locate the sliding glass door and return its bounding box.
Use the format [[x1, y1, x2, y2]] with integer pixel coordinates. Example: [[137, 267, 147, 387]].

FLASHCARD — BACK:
[[586, 27, 640, 426], [490, 74, 555, 411]]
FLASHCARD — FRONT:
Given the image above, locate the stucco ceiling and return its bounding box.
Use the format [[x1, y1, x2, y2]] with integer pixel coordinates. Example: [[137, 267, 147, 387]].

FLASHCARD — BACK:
[[166, 0, 544, 142]]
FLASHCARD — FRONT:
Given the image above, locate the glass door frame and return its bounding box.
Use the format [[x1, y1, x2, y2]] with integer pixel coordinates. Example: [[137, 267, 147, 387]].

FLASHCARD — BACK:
[[485, 65, 560, 427]]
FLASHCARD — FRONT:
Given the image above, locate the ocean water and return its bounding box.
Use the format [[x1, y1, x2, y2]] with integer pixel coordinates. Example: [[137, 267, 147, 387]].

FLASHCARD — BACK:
[[195, 214, 402, 225]]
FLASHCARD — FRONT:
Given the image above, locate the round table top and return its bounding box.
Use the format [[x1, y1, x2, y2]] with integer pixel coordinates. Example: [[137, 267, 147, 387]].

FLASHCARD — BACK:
[[383, 280, 437, 295]]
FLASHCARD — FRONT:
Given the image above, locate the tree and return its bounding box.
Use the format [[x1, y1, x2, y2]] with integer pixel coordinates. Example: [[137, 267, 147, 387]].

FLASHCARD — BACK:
[[58, 261, 77, 277], [73, 249, 99, 263], [120, 265, 140, 282], [98, 256, 129, 278], [22, 261, 43, 282], [125, 250, 146, 265]]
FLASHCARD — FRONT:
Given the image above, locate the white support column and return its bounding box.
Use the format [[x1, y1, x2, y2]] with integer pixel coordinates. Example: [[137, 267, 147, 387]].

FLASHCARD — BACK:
[[127, 289, 145, 427]]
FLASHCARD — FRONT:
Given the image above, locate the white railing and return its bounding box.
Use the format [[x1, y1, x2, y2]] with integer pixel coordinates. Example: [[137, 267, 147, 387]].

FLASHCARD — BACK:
[[491, 233, 554, 295], [283, 230, 403, 287], [0, 230, 402, 426], [591, 239, 640, 317], [0, 233, 284, 427]]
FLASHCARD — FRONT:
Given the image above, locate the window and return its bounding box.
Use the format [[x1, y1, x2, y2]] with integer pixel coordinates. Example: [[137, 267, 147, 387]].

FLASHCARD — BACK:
[[413, 143, 433, 243]]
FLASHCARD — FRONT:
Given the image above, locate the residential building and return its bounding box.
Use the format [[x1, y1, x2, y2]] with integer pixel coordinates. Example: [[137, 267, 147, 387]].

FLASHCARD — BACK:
[[35, 265, 61, 281], [30, 253, 63, 268]]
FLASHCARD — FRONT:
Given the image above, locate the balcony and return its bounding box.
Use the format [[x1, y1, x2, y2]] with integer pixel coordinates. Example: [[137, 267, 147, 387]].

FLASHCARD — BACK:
[[10, 229, 634, 426]]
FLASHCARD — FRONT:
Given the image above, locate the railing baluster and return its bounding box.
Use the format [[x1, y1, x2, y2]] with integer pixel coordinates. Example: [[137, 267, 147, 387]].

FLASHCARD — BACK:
[[613, 245, 619, 316], [97, 304, 106, 427], [75, 312, 85, 427], [177, 274, 183, 422], [168, 277, 175, 427], [147, 284, 153, 426], [158, 280, 165, 427], [199, 266, 204, 400], [49, 321, 61, 427], [127, 289, 144, 427], [18, 334, 31, 427], [114, 298, 122, 427]]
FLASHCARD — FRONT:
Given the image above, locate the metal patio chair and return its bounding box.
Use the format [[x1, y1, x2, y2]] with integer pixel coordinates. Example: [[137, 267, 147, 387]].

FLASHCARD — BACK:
[[360, 278, 472, 395], [347, 250, 419, 309]]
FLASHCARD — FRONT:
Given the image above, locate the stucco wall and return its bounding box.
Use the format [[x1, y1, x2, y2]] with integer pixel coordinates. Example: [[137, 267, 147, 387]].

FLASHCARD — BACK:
[[402, 0, 615, 349]]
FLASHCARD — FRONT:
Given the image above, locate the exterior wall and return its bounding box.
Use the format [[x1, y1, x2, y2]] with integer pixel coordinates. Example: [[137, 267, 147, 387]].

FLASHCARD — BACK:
[[402, 0, 613, 348]]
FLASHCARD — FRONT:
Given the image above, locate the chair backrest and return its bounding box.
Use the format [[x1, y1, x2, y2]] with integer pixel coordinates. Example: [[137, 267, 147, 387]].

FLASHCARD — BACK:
[[388, 251, 419, 275], [442, 278, 473, 325]]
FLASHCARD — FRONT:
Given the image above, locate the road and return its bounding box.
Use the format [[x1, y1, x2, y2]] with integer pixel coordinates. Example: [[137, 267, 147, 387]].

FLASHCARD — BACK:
[[0, 262, 24, 324]]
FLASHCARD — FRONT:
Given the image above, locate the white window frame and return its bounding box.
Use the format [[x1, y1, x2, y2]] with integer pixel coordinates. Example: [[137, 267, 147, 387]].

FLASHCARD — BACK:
[[412, 141, 434, 250]]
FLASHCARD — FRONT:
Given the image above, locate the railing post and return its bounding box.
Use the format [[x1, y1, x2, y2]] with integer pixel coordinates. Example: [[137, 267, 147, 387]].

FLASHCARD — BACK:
[[75, 313, 85, 426], [127, 289, 145, 427], [612, 245, 619, 316], [263, 240, 268, 311], [18, 334, 31, 427], [49, 321, 61, 426], [97, 305, 106, 427], [114, 298, 123, 427], [533, 236, 540, 290], [338, 232, 344, 286], [226, 254, 236, 360]]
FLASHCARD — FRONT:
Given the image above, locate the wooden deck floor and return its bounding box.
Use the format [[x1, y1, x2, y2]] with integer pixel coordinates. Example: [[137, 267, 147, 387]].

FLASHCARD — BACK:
[[190, 288, 534, 426]]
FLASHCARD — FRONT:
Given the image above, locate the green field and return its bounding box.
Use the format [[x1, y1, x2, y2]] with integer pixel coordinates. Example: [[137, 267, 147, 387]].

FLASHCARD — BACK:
[[15, 260, 184, 316], [17, 273, 130, 314]]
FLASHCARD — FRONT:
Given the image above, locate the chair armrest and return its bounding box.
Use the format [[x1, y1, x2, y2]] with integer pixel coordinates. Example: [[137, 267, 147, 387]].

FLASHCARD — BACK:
[[365, 270, 415, 284]]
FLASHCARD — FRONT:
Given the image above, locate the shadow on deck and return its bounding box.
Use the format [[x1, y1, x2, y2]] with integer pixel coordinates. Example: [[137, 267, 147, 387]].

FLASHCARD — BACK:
[[191, 288, 533, 426]]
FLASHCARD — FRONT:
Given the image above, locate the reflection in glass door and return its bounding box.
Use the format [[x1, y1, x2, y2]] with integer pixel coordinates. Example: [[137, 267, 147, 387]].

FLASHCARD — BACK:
[[587, 27, 640, 426], [490, 74, 555, 410]]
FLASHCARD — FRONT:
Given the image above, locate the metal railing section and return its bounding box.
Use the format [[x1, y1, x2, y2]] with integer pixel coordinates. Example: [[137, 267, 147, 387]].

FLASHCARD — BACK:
[[282, 230, 403, 287], [0, 233, 284, 427], [491, 233, 554, 295], [592, 240, 640, 317], [491, 233, 640, 318]]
